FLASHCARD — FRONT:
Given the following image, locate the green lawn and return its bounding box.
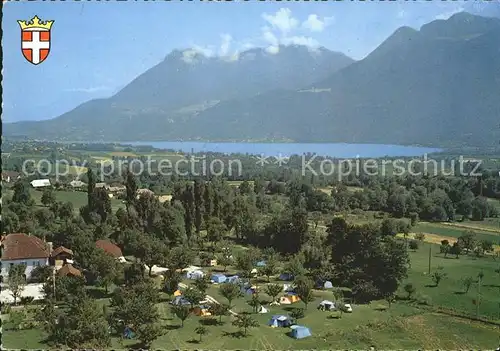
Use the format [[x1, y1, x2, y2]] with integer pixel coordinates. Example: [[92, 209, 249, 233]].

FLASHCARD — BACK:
[[3, 188, 125, 213], [414, 222, 500, 244], [404, 243, 500, 320]]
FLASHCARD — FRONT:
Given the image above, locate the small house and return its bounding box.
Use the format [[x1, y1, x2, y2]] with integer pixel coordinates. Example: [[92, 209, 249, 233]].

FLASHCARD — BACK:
[[95, 240, 124, 260], [290, 325, 312, 339], [69, 180, 86, 188], [210, 273, 227, 284], [30, 179, 51, 188], [57, 264, 82, 278], [2, 171, 21, 183], [51, 246, 74, 268]]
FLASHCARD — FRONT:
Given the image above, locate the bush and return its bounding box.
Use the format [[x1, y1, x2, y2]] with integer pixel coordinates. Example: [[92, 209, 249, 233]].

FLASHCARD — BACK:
[[1, 304, 12, 314], [409, 240, 419, 251], [415, 293, 432, 306], [290, 308, 305, 320], [20, 296, 35, 305], [414, 233, 425, 241]]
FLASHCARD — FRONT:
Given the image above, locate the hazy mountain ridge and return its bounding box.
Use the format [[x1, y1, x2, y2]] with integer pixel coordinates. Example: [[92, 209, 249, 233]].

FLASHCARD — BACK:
[[4, 13, 500, 147]]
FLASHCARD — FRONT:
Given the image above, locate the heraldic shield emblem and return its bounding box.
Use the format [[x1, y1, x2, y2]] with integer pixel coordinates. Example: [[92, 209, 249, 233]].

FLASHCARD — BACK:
[[17, 16, 54, 65]]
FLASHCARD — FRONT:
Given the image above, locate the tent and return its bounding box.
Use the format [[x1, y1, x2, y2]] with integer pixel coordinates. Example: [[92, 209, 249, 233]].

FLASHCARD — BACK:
[[256, 260, 266, 267], [174, 289, 182, 297], [226, 275, 240, 284], [242, 285, 258, 295], [283, 284, 292, 292], [318, 300, 335, 311], [279, 273, 294, 281], [279, 296, 292, 305], [324, 281, 333, 289], [186, 270, 204, 280], [285, 292, 300, 303], [290, 325, 312, 339], [211, 273, 227, 284], [123, 326, 135, 339], [171, 296, 190, 306], [192, 305, 212, 317], [268, 315, 293, 328], [258, 305, 268, 314]]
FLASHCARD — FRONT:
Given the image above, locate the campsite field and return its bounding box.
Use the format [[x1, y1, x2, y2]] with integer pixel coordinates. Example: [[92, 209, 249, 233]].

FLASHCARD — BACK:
[[3, 243, 500, 349]]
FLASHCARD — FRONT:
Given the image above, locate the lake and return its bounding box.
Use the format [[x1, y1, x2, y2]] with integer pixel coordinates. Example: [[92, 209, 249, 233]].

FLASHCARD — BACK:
[[127, 141, 441, 158]]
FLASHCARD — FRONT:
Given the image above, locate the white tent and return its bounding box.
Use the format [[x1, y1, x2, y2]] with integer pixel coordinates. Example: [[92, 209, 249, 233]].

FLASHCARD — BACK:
[[258, 306, 268, 313], [318, 300, 335, 311]]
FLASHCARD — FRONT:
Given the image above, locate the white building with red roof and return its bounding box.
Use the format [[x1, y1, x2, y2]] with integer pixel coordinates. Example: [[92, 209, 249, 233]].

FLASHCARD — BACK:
[[0, 233, 51, 282]]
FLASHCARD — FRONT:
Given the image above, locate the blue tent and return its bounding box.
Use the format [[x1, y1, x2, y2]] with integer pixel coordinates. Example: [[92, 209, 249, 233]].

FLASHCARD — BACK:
[[279, 273, 294, 281], [268, 315, 293, 328], [211, 273, 227, 284], [171, 296, 190, 306], [290, 325, 312, 339], [256, 260, 266, 267], [227, 275, 240, 284], [123, 327, 135, 339]]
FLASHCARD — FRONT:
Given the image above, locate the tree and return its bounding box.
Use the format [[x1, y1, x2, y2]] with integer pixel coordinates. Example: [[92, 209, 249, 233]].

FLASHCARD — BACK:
[[195, 326, 208, 342], [384, 292, 395, 309], [217, 252, 233, 272], [208, 303, 230, 324], [125, 169, 138, 212], [172, 305, 190, 327], [461, 276, 474, 294], [414, 233, 425, 242], [163, 271, 182, 297], [62, 295, 111, 349], [457, 231, 477, 253], [265, 283, 283, 304], [12, 181, 32, 205], [58, 201, 74, 221], [235, 250, 258, 281], [136, 323, 163, 349], [206, 216, 226, 243], [290, 308, 305, 320], [403, 283, 416, 300], [219, 283, 242, 308], [192, 275, 211, 295], [247, 293, 261, 314], [41, 188, 56, 207], [110, 279, 161, 341], [295, 276, 315, 310], [450, 242, 462, 258], [440, 240, 450, 257], [8, 264, 27, 305], [409, 240, 419, 251], [90, 250, 123, 294], [183, 287, 205, 309], [431, 266, 447, 287], [260, 254, 279, 282], [232, 314, 259, 336]]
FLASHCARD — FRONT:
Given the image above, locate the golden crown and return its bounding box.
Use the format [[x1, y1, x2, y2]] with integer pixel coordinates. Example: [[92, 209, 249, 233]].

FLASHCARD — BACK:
[[17, 15, 54, 30]]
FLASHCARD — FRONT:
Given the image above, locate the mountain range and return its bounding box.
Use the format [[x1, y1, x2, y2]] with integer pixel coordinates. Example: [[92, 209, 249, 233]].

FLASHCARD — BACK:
[[4, 12, 500, 148]]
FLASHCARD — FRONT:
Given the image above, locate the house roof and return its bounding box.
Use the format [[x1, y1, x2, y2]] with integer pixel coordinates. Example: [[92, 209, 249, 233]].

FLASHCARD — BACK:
[[96, 239, 123, 258], [95, 182, 108, 188], [51, 246, 74, 257], [58, 264, 82, 277], [2, 171, 20, 180], [1, 233, 50, 260]]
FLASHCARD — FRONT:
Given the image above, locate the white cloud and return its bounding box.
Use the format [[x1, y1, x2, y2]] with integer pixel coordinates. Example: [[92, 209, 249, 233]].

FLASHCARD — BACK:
[[435, 7, 465, 20], [282, 36, 320, 49], [219, 33, 232, 57], [302, 14, 334, 32], [262, 26, 279, 46], [265, 46, 280, 55], [262, 8, 299, 35]]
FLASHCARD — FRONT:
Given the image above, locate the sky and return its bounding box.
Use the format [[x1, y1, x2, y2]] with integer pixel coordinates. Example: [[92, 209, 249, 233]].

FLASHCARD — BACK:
[[3, 0, 499, 123]]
